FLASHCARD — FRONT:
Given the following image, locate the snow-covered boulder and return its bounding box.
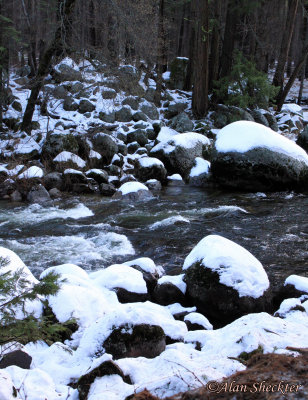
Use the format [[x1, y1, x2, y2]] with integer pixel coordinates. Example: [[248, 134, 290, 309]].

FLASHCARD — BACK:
[[53, 59, 82, 83], [135, 157, 167, 182], [53, 151, 86, 171], [113, 181, 154, 201], [41, 133, 79, 160], [189, 157, 211, 187], [211, 121, 308, 191], [17, 166, 44, 180], [89, 264, 148, 303], [184, 312, 213, 331], [92, 133, 118, 164], [85, 169, 109, 184], [153, 274, 186, 306], [276, 274, 308, 305], [297, 125, 308, 152], [151, 132, 211, 178], [0, 135, 40, 159], [182, 235, 271, 325]]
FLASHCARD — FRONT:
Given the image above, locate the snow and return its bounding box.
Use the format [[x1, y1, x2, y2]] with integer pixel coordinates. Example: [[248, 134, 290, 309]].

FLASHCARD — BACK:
[[89, 150, 102, 159], [15, 136, 41, 155], [281, 103, 303, 115], [88, 375, 134, 400], [183, 235, 269, 298], [189, 157, 210, 177], [162, 71, 171, 81], [0, 370, 16, 400], [149, 215, 190, 230], [285, 275, 308, 293], [274, 298, 303, 318], [158, 274, 186, 294], [53, 151, 86, 168], [165, 303, 196, 316], [184, 312, 213, 330], [118, 181, 149, 195], [156, 126, 178, 143], [124, 257, 165, 276], [89, 264, 147, 294], [138, 157, 164, 168], [215, 121, 308, 165], [167, 174, 183, 181], [17, 166, 44, 179], [64, 168, 84, 175], [152, 132, 210, 154]]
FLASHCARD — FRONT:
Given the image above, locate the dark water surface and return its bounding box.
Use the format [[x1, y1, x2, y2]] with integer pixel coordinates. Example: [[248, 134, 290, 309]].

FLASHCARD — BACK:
[[0, 186, 307, 287]]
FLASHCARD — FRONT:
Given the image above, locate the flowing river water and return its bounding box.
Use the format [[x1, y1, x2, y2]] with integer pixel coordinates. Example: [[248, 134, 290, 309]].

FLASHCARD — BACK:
[[0, 187, 307, 290]]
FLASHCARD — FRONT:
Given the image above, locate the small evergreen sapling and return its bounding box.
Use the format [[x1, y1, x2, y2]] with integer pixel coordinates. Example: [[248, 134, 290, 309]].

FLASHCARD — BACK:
[[0, 256, 74, 348]]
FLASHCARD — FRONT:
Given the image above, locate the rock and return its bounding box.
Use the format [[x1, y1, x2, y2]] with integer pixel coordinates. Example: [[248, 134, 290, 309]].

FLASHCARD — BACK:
[[92, 133, 118, 164], [17, 65, 31, 77], [153, 281, 186, 306], [132, 111, 148, 122], [52, 85, 68, 99], [127, 129, 148, 146], [135, 157, 167, 182], [184, 312, 213, 331], [11, 100, 22, 112], [77, 360, 128, 400], [140, 103, 159, 120], [42, 133, 79, 160], [69, 82, 84, 94], [169, 57, 189, 90], [85, 169, 109, 184], [297, 125, 308, 152], [49, 187, 61, 198], [53, 63, 82, 83], [189, 157, 211, 187], [99, 182, 117, 196], [144, 87, 156, 102], [44, 172, 63, 190], [119, 65, 139, 80], [151, 132, 211, 178], [145, 179, 162, 191], [53, 151, 86, 171], [169, 112, 194, 133], [103, 324, 166, 359], [115, 106, 133, 122], [211, 121, 308, 191], [183, 235, 271, 326], [10, 190, 22, 202], [27, 184, 52, 205], [127, 141, 140, 154], [263, 111, 279, 132], [274, 274, 308, 309], [63, 97, 79, 111], [165, 103, 187, 119], [78, 99, 95, 114], [0, 350, 32, 369], [102, 88, 117, 99], [98, 111, 116, 123], [111, 153, 124, 168], [113, 181, 154, 201], [250, 110, 269, 127], [63, 169, 88, 185], [122, 96, 140, 110]]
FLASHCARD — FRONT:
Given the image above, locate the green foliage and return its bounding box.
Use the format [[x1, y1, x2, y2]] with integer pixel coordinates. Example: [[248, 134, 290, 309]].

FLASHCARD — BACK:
[[214, 51, 279, 109], [0, 256, 74, 347]]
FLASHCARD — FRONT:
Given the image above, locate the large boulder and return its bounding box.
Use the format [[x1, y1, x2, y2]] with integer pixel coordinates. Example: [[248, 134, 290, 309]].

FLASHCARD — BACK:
[[140, 103, 159, 120], [169, 112, 194, 133], [297, 125, 308, 152], [27, 184, 52, 205], [135, 157, 167, 182], [113, 181, 154, 201], [78, 99, 95, 114], [92, 133, 118, 164], [183, 235, 271, 326], [211, 121, 308, 191], [53, 151, 86, 171], [189, 157, 211, 187], [41, 133, 79, 160], [53, 62, 82, 83], [150, 132, 211, 178], [0, 350, 32, 369]]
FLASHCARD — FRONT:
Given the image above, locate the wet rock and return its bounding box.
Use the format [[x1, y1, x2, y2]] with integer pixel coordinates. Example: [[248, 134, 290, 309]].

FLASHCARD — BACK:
[[10, 190, 22, 202], [27, 184, 52, 205], [145, 179, 162, 191], [78, 99, 95, 114], [44, 172, 63, 190], [0, 350, 32, 369], [113, 181, 154, 201], [135, 157, 167, 182], [99, 182, 117, 196], [103, 324, 166, 359], [92, 133, 118, 164], [169, 112, 194, 133]]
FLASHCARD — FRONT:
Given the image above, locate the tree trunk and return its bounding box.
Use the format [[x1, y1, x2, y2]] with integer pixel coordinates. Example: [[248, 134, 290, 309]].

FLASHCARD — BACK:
[[209, 0, 221, 92], [21, 0, 77, 133], [154, 0, 166, 106], [192, 0, 209, 118], [276, 42, 308, 110], [273, 0, 299, 90], [184, 0, 196, 91]]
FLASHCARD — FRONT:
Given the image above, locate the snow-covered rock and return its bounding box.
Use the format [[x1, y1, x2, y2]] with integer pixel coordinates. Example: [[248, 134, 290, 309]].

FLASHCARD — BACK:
[[189, 157, 211, 187], [183, 235, 271, 324], [151, 132, 211, 178], [212, 121, 308, 191], [153, 274, 186, 306], [135, 157, 167, 182], [18, 166, 44, 180], [184, 312, 213, 331], [53, 151, 86, 170], [113, 181, 154, 201]]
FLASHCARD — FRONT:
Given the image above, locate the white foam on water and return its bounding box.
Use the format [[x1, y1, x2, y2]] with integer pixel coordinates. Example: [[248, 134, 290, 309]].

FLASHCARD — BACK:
[[149, 215, 190, 230], [0, 231, 135, 271], [189, 205, 248, 215], [0, 203, 94, 226]]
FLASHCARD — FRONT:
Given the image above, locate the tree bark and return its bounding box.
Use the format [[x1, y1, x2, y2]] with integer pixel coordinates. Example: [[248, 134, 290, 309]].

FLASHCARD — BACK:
[[209, 0, 221, 92], [273, 0, 299, 90], [154, 0, 167, 106], [21, 0, 77, 133], [192, 0, 209, 118]]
